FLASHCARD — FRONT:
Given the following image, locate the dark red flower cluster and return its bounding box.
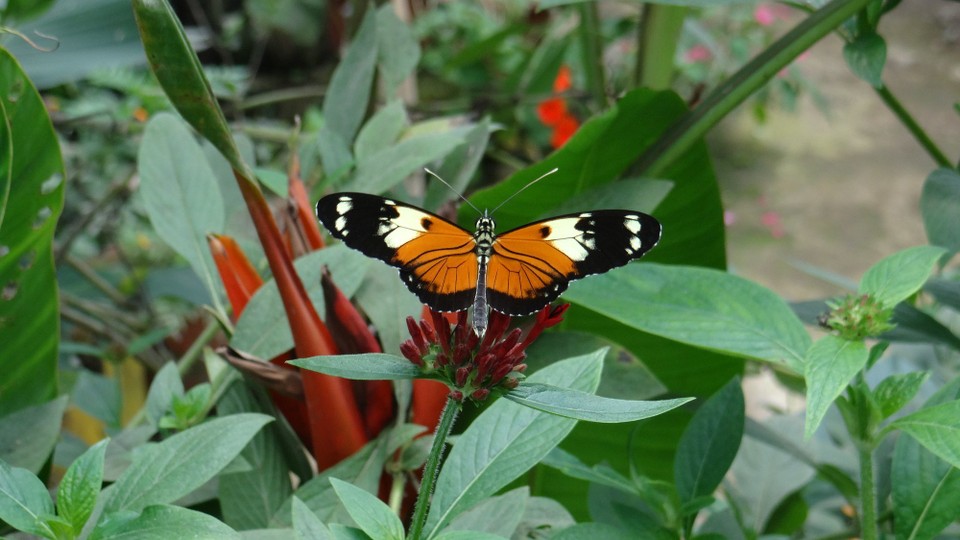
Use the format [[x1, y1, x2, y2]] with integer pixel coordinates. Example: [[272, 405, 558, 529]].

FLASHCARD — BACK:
[[400, 304, 570, 402]]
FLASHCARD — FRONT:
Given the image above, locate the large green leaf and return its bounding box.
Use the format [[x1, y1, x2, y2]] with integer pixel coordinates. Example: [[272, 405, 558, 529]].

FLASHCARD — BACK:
[[57, 439, 108, 535], [563, 264, 811, 369], [3, 0, 145, 88], [375, 5, 421, 95], [424, 350, 604, 538], [889, 399, 960, 471], [892, 378, 960, 540], [858, 245, 946, 309], [463, 88, 726, 270], [0, 48, 65, 416], [138, 112, 225, 307], [0, 460, 55, 537], [329, 478, 404, 540], [323, 9, 377, 145], [90, 504, 238, 539], [921, 168, 960, 253], [102, 413, 272, 514]]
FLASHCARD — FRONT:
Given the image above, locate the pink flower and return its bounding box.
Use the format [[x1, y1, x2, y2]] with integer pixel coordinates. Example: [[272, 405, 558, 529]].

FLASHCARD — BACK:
[[760, 211, 785, 238], [754, 4, 776, 26], [685, 45, 711, 63]]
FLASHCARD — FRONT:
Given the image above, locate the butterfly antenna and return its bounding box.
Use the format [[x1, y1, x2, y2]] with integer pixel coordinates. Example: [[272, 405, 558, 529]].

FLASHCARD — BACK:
[[424, 168, 482, 215], [490, 167, 559, 215]]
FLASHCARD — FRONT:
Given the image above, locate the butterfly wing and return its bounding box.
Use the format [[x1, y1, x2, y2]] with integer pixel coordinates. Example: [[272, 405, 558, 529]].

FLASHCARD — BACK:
[[487, 210, 662, 315], [316, 192, 478, 312]]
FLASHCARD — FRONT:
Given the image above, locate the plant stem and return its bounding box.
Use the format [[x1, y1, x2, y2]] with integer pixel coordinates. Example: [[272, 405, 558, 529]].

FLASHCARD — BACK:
[[874, 84, 952, 168], [408, 396, 461, 540], [858, 442, 878, 540]]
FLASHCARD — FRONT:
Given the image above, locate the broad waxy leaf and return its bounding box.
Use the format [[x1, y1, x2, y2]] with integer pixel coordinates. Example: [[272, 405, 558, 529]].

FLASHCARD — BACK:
[[57, 439, 109, 535], [0, 396, 68, 473], [424, 350, 605, 537], [375, 5, 421, 95], [0, 460, 55, 536], [442, 487, 528, 538], [803, 335, 868, 439], [290, 353, 421, 381], [858, 245, 947, 308], [292, 497, 334, 540], [563, 263, 810, 370], [921, 168, 960, 253], [505, 382, 691, 423], [892, 378, 960, 540], [675, 377, 744, 505], [0, 49, 65, 415], [323, 9, 377, 145], [329, 478, 404, 540], [354, 101, 408, 163], [103, 414, 272, 513]]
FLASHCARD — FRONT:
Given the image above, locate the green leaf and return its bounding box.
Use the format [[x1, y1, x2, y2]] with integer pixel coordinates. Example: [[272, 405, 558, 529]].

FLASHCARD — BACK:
[[4, 0, 144, 88], [57, 439, 108, 534], [291, 497, 334, 540], [230, 245, 370, 359], [290, 353, 421, 381], [803, 335, 868, 439], [354, 262, 423, 357], [563, 264, 810, 370], [2, 0, 57, 22], [424, 350, 604, 538], [0, 460, 54, 536], [858, 245, 947, 308], [550, 522, 647, 540], [540, 448, 636, 494], [329, 478, 404, 540], [144, 362, 185, 427], [138, 112, 224, 304], [246, 0, 325, 46], [433, 531, 511, 540], [892, 378, 960, 540], [0, 49, 65, 416], [323, 9, 377, 144], [347, 124, 473, 194], [505, 383, 691, 423], [674, 378, 744, 505], [91, 504, 238, 539], [272, 427, 419, 526], [375, 5, 421, 95], [218, 383, 293, 530], [72, 371, 122, 428], [133, 0, 247, 175], [921, 168, 960, 253], [889, 399, 960, 470], [317, 127, 354, 183], [0, 396, 68, 473], [874, 372, 928, 419], [423, 118, 493, 211], [354, 101, 408, 163], [103, 413, 273, 513], [442, 487, 528, 538], [843, 32, 886, 88]]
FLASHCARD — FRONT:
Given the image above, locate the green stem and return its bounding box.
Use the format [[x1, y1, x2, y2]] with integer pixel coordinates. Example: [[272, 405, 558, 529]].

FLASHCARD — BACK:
[[874, 84, 952, 168], [577, 2, 607, 108], [858, 442, 878, 540], [634, 4, 687, 90], [636, 0, 873, 177], [408, 396, 461, 540]]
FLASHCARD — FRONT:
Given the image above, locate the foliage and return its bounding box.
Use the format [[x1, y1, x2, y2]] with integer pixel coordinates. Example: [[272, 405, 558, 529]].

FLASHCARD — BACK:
[[0, 0, 959, 539]]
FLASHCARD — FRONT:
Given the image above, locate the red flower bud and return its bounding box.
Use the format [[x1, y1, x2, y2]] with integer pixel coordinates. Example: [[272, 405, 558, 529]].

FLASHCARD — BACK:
[[400, 340, 423, 366], [471, 388, 490, 401], [456, 367, 470, 387]]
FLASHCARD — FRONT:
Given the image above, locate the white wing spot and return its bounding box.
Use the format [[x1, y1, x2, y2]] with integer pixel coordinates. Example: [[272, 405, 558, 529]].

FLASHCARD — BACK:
[[624, 218, 642, 234], [583, 237, 596, 250], [384, 199, 396, 206], [335, 216, 348, 231], [336, 200, 352, 214], [579, 212, 592, 218], [629, 236, 642, 251]]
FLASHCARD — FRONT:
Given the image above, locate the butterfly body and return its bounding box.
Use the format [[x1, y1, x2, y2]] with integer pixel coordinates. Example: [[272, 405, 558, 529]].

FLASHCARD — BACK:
[[316, 192, 661, 336]]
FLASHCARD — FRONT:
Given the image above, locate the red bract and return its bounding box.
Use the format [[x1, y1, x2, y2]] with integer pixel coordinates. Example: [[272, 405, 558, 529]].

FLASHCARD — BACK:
[[400, 304, 570, 401]]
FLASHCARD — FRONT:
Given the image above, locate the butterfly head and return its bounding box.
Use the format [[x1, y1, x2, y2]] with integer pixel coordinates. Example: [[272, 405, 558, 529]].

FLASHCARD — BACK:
[[475, 212, 495, 235]]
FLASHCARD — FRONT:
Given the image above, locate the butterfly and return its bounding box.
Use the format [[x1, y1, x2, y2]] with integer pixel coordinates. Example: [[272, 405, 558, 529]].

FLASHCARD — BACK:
[[316, 174, 661, 336]]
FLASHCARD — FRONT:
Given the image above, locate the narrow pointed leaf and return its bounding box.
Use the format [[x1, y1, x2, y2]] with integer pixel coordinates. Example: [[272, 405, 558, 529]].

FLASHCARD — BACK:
[[57, 439, 108, 534], [505, 383, 690, 423], [329, 478, 404, 540], [290, 354, 421, 381]]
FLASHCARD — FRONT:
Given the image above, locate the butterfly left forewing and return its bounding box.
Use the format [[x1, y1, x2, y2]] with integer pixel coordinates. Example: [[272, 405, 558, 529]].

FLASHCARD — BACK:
[[486, 210, 661, 315], [316, 192, 478, 312]]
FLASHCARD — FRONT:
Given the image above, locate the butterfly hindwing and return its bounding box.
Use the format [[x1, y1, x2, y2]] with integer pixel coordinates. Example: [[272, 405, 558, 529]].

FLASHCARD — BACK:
[[486, 210, 662, 315], [316, 193, 478, 312]]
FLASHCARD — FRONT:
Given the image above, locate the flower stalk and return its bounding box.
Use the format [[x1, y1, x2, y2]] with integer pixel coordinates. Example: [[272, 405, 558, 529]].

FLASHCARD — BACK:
[[407, 396, 461, 540]]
